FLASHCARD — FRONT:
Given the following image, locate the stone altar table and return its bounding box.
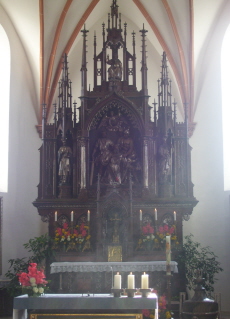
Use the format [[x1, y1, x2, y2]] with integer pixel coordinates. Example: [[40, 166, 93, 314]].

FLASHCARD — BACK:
[[13, 293, 158, 319], [50, 261, 178, 292]]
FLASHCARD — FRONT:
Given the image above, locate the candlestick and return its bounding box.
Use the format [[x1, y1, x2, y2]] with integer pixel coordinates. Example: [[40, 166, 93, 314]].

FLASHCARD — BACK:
[[127, 272, 135, 289], [55, 211, 57, 222], [87, 210, 90, 222], [166, 236, 171, 275], [71, 211, 74, 222], [140, 210, 142, 221], [154, 208, 157, 221], [141, 272, 149, 289], [173, 211, 176, 222], [114, 272, 121, 289]]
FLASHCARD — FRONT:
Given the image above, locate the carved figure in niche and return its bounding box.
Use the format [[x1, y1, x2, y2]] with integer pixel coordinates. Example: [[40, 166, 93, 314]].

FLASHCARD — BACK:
[[116, 128, 140, 182], [58, 141, 72, 184], [99, 110, 127, 132], [158, 136, 171, 182], [107, 56, 122, 81], [92, 129, 114, 182], [107, 149, 121, 184]]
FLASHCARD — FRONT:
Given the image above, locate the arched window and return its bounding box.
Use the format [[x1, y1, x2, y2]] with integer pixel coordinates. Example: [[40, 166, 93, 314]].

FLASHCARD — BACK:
[[0, 25, 10, 193]]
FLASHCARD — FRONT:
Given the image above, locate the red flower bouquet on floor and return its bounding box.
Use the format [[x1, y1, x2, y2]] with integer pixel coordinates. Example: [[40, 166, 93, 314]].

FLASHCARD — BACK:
[[18, 263, 48, 296]]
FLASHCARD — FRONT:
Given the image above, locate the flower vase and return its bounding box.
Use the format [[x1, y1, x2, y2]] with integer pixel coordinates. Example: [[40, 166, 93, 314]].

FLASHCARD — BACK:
[[145, 241, 152, 251]]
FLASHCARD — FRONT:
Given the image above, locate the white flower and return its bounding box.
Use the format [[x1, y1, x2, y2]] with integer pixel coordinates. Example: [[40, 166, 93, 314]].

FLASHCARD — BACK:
[[67, 236, 71, 241], [30, 277, 36, 284], [33, 287, 39, 293], [60, 238, 64, 242], [38, 287, 44, 294]]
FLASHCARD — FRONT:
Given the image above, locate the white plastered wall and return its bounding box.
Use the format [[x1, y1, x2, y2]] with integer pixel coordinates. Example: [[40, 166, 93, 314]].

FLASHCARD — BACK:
[[183, 4, 230, 311], [0, 6, 48, 278]]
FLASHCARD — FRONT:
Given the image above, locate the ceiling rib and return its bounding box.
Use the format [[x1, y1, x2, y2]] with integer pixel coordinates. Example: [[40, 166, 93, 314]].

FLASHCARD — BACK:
[[189, 0, 195, 124], [46, 0, 100, 118], [162, 0, 189, 109], [43, 0, 73, 123], [39, 0, 44, 124], [133, 0, 185, 115]]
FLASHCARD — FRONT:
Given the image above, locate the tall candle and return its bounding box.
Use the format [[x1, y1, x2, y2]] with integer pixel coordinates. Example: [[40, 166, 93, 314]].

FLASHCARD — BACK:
[[141, 272, 149, 289], [71, 211, 74, 222], [127, 272, 135, 289], [87, 210, 90, 222], [154, 208, 157, 221], [174, 211, 176, 222], [166, 236, 171, 275], [55, 211, 57, 222], [114, 272, 121, 289], [140, 210, 142, 221]]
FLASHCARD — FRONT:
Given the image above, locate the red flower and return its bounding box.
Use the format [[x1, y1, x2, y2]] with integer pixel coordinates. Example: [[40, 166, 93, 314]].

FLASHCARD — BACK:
[[163, 224, 169, 232], [63, 222, 68, 230], [81, 229, 87, 237], [18, 272, 30, 286], [159, 295, 167, 310]]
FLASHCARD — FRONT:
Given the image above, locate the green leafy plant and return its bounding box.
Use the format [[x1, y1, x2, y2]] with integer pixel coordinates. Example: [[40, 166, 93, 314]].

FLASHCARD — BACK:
[[3, 234, 54, 297], [177, 234, 223, 297]]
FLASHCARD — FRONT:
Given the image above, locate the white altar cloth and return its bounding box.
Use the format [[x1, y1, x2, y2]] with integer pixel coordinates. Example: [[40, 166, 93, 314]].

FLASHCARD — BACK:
[[50, 261, 178, 274]]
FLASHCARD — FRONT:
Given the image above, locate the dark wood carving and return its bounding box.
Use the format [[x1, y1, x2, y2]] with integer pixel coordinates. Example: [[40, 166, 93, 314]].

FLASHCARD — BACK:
[[33, 0, 198, 264]]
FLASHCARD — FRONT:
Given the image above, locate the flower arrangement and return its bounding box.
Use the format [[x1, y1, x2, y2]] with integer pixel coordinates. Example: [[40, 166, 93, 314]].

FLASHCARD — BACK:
[[142, 294, 172, 319], [154, 224, 179, 249], [136, 223, 179, 251], [17, 263, 48, 297], [53, 222, 91, 252]]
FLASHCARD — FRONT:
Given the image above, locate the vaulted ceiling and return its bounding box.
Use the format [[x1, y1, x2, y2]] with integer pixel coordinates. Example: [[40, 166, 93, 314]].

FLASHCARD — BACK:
[[1, 0, 229, 136]]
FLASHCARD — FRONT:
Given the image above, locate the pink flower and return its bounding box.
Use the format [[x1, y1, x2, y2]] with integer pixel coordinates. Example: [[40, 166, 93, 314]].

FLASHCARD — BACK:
[[18, 272, 30, 286], [169, 226, 175, 234], [142, 309, 150, 317], [163, 224, 169, 232], [159, 295, 167, 310], [142, 223, 154, 235], [63, 222, 68, 230], [81, 229, 87, 237], [74, 229, 79, 236], [56, 228, 63, 236], [159, 226, 164, 234]]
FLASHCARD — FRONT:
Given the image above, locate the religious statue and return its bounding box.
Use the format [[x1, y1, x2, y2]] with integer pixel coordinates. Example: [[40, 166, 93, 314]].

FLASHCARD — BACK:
[[107, 56, 122, 81], [116, 128, 140, 182], [158, 136, 171, 182], [58, 141, 72, 184], [91, 129, 114, 183]]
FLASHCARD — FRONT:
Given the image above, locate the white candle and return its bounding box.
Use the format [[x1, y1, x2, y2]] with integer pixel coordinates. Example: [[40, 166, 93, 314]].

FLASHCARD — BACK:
[[71, 211, 74, 222], [154, 208, 157, 221], [55, 211, 57, 222], [114, 272, 121, 289], [140, 210, 142, 221], [174, 211, 176, 222], [127, 272, 135, 289], [87, 210, 90, 222], [166, 236, 171, 275], [141, 272, 149, 289]]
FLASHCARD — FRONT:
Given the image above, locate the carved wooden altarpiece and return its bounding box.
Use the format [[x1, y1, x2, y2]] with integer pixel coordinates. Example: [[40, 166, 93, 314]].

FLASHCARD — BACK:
[[33, 0, 198, 266]]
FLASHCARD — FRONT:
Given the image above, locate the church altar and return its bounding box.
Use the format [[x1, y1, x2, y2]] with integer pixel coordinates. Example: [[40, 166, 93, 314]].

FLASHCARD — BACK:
[[50, 261, 178, 274], [13, 293, 158, 319], [50, 261, 178, 293]]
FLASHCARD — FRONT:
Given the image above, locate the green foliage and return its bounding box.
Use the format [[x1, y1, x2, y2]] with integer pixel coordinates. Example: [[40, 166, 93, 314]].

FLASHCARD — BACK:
[[177, 234, 223, 297], [3, 234, 54, 297]]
